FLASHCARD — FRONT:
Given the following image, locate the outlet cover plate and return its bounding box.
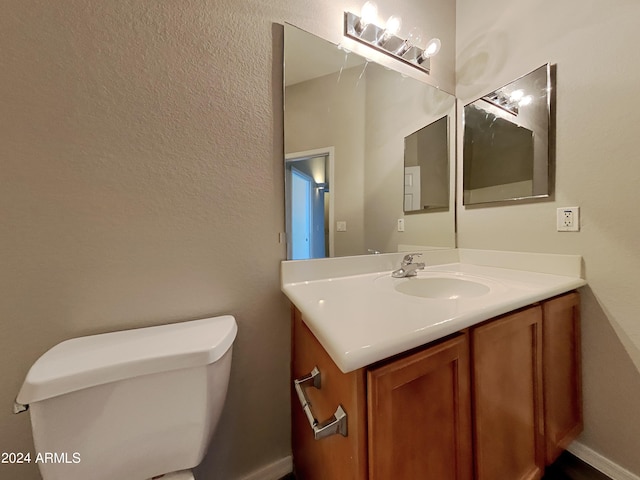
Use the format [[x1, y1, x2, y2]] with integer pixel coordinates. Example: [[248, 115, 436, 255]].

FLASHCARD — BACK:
[[557, 207, 580, 232]]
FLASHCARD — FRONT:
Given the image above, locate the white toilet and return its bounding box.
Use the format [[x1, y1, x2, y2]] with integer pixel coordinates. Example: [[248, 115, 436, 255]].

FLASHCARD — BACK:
[[15, 315, 237, 480]]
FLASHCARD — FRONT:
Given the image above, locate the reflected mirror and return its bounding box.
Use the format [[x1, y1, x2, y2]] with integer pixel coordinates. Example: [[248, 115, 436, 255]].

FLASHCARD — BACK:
[[463, 64, 553, 205], [284, 24, 456, 260], [404, 116, 450, 213]]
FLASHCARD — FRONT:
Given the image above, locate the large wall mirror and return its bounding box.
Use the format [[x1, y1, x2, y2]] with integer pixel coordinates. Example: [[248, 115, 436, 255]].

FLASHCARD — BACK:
[[462, 64, 553, 205], [284, 24, 456, 260]]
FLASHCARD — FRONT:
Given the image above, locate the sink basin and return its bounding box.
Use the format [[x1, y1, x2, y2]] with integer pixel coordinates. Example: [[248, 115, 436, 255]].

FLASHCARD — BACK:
[[394, 277, 491, 299]]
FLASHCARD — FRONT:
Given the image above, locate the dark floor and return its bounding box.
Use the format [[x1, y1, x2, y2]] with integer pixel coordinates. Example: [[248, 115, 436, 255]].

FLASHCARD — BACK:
[[542, 451, 612, 480], [279, 451, 611, 479]]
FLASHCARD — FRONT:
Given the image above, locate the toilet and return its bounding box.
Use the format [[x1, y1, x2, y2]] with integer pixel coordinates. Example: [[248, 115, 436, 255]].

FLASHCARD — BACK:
[[15, 315, 237, 480]]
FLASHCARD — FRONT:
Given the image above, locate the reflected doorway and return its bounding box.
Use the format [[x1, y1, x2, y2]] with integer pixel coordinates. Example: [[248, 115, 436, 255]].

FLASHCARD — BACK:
[[285, 147, 334, 260], [291, 168, 312, 259]]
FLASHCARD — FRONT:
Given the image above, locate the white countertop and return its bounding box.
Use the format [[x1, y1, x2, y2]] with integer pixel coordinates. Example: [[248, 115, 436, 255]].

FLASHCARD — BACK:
[[281, 249, 586, 373]]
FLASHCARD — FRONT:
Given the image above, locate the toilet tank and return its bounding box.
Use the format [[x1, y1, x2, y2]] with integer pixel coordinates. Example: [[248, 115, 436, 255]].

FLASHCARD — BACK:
[[16, 315, 237, 480]]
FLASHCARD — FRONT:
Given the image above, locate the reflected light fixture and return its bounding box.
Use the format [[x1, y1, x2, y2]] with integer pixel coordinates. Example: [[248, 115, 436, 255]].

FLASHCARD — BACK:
[[344, 3, 441, 74], [482, 88, 534, 116], [509, 89, 525, 102], [518, 95, 533, 106]]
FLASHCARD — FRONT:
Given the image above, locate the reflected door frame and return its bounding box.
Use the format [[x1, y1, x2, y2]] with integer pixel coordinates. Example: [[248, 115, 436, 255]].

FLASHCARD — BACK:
[[285, 147, 335, 259]]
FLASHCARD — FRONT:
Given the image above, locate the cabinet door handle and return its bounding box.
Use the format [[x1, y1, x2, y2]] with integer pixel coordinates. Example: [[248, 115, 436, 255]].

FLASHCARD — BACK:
[[294, 366, 348, 440]]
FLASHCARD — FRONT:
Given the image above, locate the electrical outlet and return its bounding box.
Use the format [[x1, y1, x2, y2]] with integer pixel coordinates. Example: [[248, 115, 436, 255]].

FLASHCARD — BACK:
[[557, 207, 580, 232], [397, 219, 405, 232]]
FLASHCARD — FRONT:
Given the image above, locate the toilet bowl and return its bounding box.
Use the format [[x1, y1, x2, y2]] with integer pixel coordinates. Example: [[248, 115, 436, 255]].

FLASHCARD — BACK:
[[15, 315, 237, 480]]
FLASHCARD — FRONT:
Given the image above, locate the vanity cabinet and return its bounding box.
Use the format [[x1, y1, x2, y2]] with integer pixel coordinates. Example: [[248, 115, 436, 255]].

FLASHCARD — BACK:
[[368, 333, 473, 480], [472, 305, 544, 480], [542, 292, 582, 465], [291, 292, 582, 480], [291, 307, 368, 480]]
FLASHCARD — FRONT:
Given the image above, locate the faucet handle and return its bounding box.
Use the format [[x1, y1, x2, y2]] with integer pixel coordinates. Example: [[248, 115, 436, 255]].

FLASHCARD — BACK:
[[401, 252, 422, 265]]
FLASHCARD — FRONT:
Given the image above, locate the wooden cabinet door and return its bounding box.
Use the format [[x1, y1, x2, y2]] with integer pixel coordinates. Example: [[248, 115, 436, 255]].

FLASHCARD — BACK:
[[472, 306, 544, 480], [368, 334, 473, 480], [542, 292, 583, 465], [291, 307, 368, 480]]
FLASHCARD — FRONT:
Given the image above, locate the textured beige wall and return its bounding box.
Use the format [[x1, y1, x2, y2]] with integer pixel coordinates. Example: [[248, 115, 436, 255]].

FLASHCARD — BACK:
[[1, 0, 455, 479], [456, 0, 640, 475]]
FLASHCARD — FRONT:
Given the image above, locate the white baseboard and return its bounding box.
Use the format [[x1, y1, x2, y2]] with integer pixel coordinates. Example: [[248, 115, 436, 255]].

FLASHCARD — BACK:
[[569, 442, 640, 480], [238, 456, 293, 480], [234, 446, 640, 480]]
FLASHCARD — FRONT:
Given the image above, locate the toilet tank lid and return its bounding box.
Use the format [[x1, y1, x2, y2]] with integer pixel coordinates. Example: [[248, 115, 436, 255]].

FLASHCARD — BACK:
[[16, 315, 237, 405]]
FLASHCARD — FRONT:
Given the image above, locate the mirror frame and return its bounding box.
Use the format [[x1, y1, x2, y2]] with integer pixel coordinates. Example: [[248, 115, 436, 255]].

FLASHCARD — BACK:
[[462, 64, 554, 206]]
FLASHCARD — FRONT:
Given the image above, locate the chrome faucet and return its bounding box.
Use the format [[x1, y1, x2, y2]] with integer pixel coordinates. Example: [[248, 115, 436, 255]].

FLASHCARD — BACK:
[[391, 253, 426, 278]]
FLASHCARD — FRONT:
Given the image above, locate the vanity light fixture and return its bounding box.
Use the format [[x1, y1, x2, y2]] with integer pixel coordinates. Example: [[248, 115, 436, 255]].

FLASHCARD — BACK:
[[344, 3, 441, 74]]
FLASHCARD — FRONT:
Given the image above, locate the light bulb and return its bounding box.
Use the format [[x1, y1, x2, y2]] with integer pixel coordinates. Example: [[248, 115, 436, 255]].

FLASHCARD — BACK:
[[509, 89, 524, 102], [519, 95, 533, 107], [385, 15, 402, 36], [395, 26, 423, 56], [407, 27, 424, 46], [423, 38, 441, 58], [360, 1, 378, 25]]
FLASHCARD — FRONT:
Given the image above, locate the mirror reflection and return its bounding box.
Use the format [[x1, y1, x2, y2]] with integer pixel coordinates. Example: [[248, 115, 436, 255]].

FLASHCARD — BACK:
[[404, 116, 450, 213], [284, 24, 456, 260], [463, 64, 552, 205]]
